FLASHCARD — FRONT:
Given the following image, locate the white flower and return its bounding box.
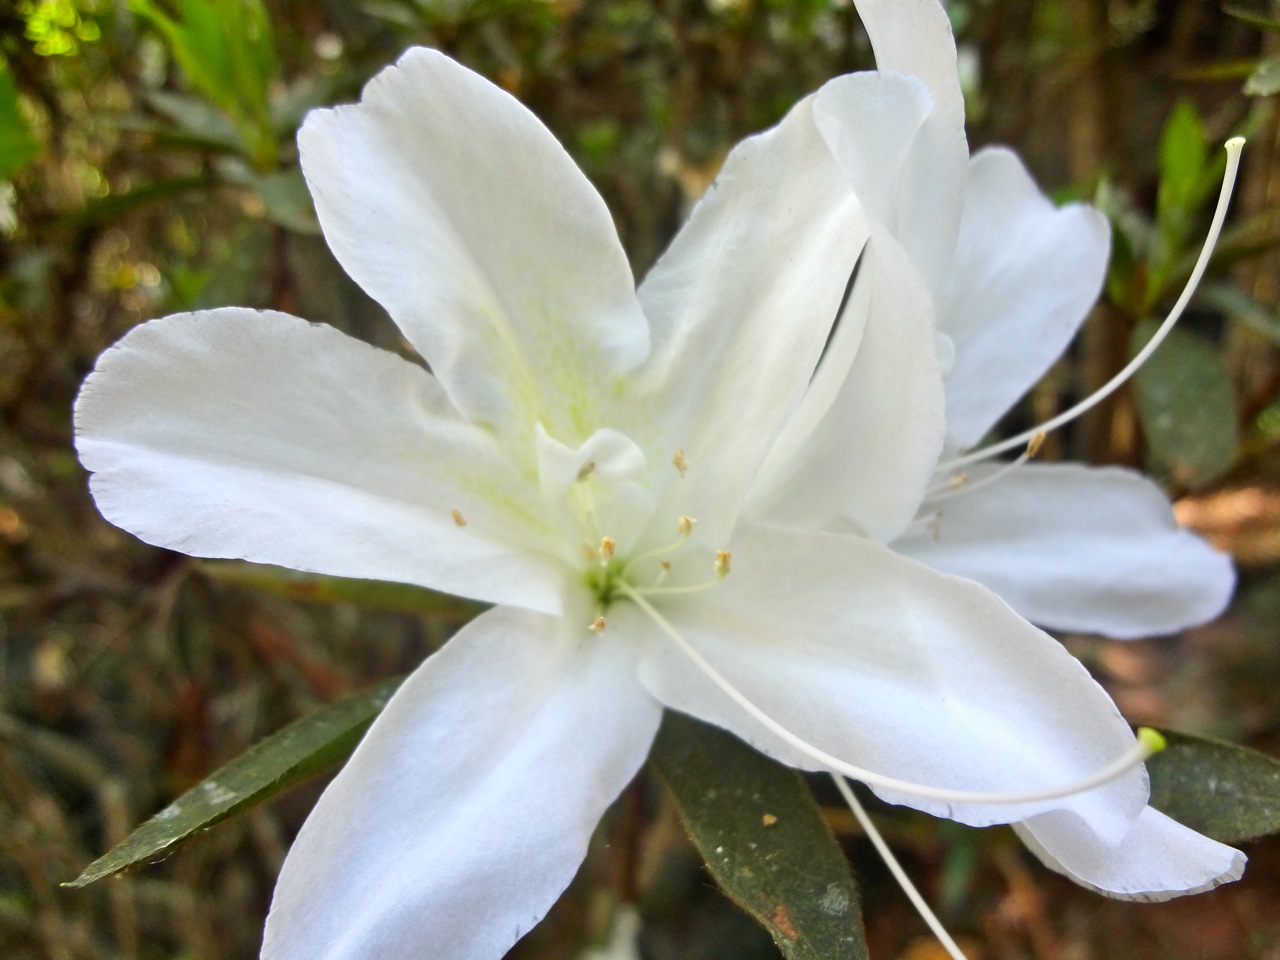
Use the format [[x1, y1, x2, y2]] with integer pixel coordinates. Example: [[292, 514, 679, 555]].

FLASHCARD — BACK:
[[74, 16, 1241, 960], [743, 0, 1239, 900]]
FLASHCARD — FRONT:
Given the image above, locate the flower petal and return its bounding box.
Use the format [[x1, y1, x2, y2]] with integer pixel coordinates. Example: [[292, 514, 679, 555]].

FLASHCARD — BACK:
[[1015, 806, 1246, 901], [74, 309, 564, 612], [632, 92, 866, 545], [262, 606, 663, 960], [299, 48, 649, 440], [845, 0, 969, 288], [638, 524, 1145, 837], [750, 225, 945, 543], [893, 463, 1235, 638], [938, 148, 1111, 449]]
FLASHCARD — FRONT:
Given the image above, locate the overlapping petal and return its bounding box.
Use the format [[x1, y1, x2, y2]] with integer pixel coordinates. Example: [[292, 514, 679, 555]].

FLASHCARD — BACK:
[[1015, 806, 1246, 901], [633, 93, 865, 545], [846, 0, 968, 289], [74, 309, 565, 612], [262, 606, 663, 960], [299, 48, 649, 444], [750, 226, 945, 542], [938, 148, 1111, 449], [637, 524, 1146, 838], [893, 463, 1235, 638]]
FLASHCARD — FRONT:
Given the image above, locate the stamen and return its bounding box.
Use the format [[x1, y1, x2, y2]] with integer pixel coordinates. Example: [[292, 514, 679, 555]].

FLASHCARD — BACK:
[[622, 516, 699, 576], [576, 460, 597, 482], [588, 616, 607, 633], [451, 509, 467, 527], [937, 137, 1245, 475], [831, 774, 970, 960], [673, 448, 688, 477], [621, 583, 1164, 805], [925, 432, 1045, 505], [599, 537, 616, 564], [714, 549, 731, 578]]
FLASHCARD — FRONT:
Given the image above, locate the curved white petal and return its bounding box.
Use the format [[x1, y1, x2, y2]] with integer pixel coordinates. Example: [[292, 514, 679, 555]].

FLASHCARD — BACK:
[[299, 48, 648, 441], [847, 0, 968, 288], [810, 72, 933, 231], [751, 226, 945, 543], [893, 463, 1235, 638], [74, 310, 564, 612], [939, 148, 1111, 449], [637, 524, 1146, 837], [633, 92, 866, 546], [263, 606, 663, 960], [1015, 806, 1246, 901]]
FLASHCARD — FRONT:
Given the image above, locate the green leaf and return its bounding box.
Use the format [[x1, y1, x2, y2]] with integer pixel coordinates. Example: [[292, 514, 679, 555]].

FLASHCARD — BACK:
[[0, 62, 38, 181], [1245, 54, 1280, 96], [1148, 731, 1280, 843], [1224, 3, 1280, 33], [130, 0, 278, 167], [1199, 282, 1280, 346], [198, 560, 486, 618], [51, 176, 209, 229], [1158, 101, 1208, 223], [145, 89, 243, 152], [250, 169, 320, 234], [651, 713, 868, 960], [67, 678, 401, 887], [1131, 319, 1239, 489]]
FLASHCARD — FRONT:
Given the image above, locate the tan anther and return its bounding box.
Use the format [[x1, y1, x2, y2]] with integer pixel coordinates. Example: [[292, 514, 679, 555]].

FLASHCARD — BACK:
[[677, 514, 696, 536], [588, 616, 607, 633], [947, 472, 967, 490], [672, 448, 688, 477], [576, 460, 597, 482], [714, 549, 731, 578], [1027, 431, 1047, 458], [599, 537, 616, 561], [660, 559, 671, 571], [451, 509, 467, 527]]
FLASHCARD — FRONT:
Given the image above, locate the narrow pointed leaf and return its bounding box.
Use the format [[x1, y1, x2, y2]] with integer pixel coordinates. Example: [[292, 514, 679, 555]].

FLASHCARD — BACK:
[[67, 678, 401, 887], [651, 713, 869, 960], [198, 560, 485, 617], [1148, 730, 1280, 843], [0, 62, 38, 180]]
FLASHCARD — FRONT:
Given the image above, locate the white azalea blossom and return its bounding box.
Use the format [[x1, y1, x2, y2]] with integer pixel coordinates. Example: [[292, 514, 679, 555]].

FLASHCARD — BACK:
[[74, 1, 1244, 957], [741, 0, 1241, 898]]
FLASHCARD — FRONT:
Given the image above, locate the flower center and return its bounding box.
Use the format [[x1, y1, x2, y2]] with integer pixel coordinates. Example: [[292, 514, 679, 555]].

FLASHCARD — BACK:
[[581, 515, 731, 627]]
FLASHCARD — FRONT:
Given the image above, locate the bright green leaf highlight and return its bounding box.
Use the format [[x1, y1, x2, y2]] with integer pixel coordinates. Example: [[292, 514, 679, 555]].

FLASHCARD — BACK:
[[0, 63, 38, 181], [19, 0, 101, 57], [67, 678, 402, 887], [651, 713, 869, 960], [1148, 730, 1280, 844], [1131, 318, 1239, 489]]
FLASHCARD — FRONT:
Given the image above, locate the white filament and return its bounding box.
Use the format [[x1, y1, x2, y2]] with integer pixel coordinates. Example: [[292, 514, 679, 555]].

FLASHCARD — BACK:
[[622, 583, 1159, 806], [938, 137, 1245, 475], [831, 774, 970, 960]]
